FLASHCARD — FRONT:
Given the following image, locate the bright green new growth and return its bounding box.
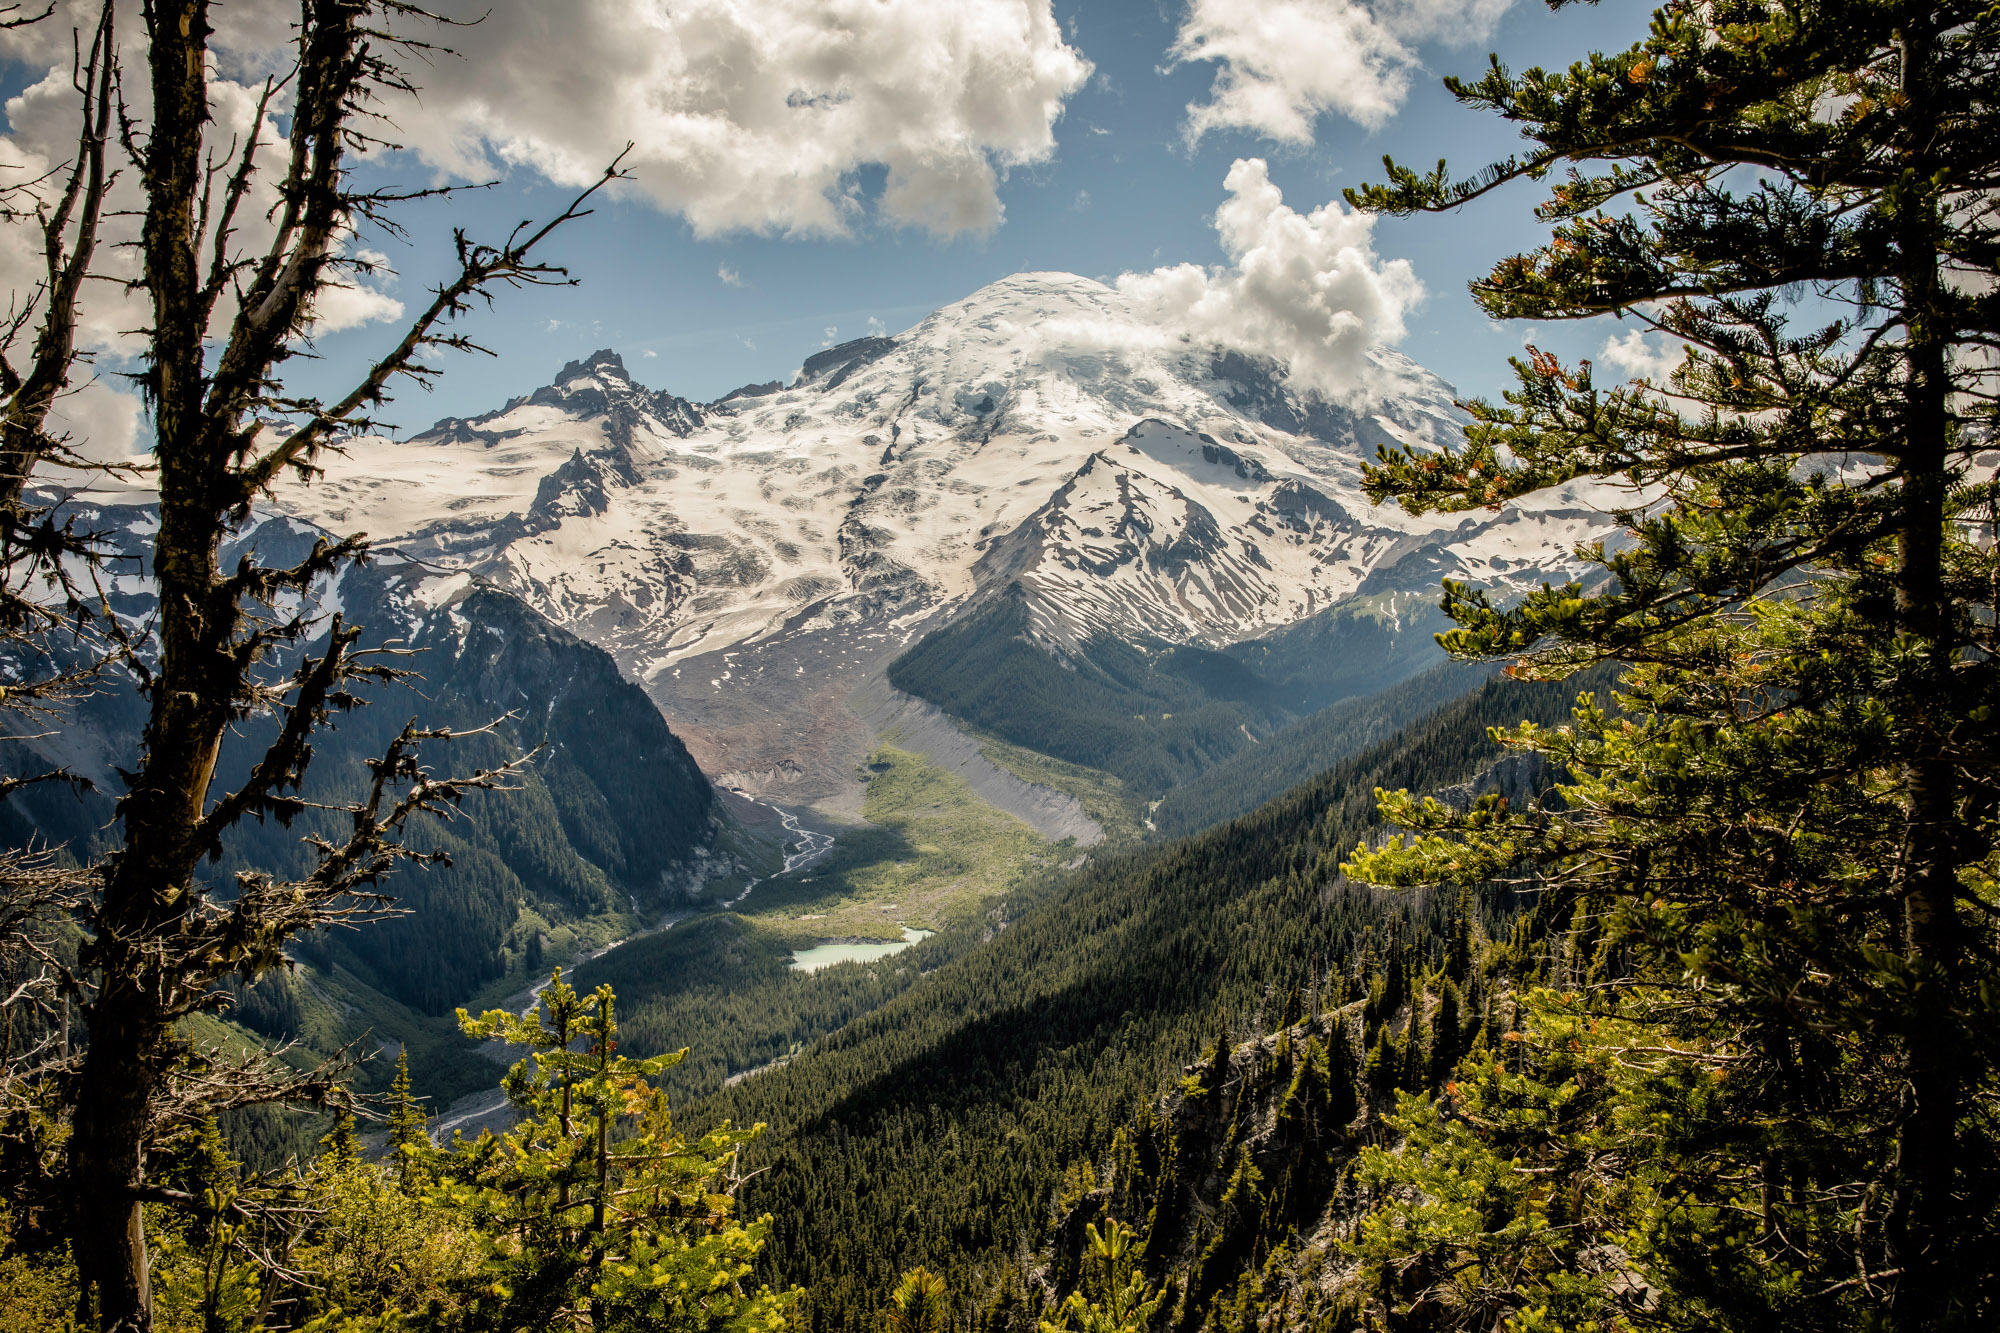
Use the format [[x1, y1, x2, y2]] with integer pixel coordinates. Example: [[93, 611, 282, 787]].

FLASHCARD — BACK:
[[386, 1046, 427, 1187], [885, 1267, 948, 1333], [1040, 1220, 1162, 1333], [443, 969, 796, 1333]]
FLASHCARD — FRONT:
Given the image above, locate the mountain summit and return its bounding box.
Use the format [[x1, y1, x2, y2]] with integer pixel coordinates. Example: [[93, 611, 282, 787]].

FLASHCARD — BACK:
[[277, 272, 1617, 806]]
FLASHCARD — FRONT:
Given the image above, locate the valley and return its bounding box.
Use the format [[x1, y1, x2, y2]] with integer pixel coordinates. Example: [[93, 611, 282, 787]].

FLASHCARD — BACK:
[[13, 269, 1630, 1327], [10, 4, 1989, 1328], [15, 270, 1612, 1163]]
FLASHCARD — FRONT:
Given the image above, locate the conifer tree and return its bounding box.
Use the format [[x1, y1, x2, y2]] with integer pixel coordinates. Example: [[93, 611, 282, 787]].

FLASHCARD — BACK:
[[444, 970, 795, 1333], [1341, 1, 2000, 1324], [1039, 1220, 1161, 1333], [385, 1047, 428, 1187], [319, 1108, 360, 1170], [886, 1267, 949, 1333]]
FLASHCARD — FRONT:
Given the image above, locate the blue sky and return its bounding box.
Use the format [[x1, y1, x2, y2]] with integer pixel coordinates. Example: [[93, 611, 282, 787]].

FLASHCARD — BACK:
[[5, 0, 1653, 439]]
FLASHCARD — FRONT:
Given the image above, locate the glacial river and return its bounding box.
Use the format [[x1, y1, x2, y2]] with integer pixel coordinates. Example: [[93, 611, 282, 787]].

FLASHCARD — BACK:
[[429, 794, 839, 1141]]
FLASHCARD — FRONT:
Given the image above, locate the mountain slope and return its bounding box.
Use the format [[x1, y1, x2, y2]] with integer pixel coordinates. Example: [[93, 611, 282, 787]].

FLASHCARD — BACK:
[[270, 273, 1622, 811], [643, 668, 1612, 1333], [6, 499, 741, 1103]]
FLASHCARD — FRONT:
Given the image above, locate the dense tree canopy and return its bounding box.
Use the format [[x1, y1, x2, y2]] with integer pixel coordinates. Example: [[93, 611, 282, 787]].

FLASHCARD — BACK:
[[1344, 1, 2000, 1326]]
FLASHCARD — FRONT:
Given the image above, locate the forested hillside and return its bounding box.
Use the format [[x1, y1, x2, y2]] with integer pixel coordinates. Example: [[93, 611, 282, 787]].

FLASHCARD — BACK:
[[665, 668, 1600, 1333], [1149, 660, 1492, 837], [887, 588, 1448, 797], [1, 505, 734, 1110]]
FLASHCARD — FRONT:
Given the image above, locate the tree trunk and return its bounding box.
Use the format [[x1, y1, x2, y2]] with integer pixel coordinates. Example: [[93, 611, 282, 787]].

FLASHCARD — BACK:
[[67, 7, 225, 1319], [69, 1006, 161, 1331], [1888, 17, 1964, 1316]]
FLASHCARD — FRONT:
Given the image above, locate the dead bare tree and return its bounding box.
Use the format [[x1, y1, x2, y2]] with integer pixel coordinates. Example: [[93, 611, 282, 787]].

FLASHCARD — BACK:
[[0, 0, 115, 511], [0, 2, 626, 1329]]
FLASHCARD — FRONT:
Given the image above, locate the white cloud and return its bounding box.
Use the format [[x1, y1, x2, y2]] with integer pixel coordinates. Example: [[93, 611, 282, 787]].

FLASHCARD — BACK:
[[822, 326, 839, 346], [1172, 0, 1514, 141], [643, 348, 659, 358], [866, 316, 887, 336], [0, 18, 413, 475], [1096, 158, 1422, 400], [311, 248, 404, 333], [382, 0, 1091, 238], [1601, 328, 1685, 384], [718, 263, 745, 287], [45, 375, 146, 472], [0, 1, 1086, 475]]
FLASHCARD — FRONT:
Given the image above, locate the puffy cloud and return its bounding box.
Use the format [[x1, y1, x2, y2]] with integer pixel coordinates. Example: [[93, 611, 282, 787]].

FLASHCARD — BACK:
[[1172, 0, 1514, 141], [8, 0, 1092, 250], [380, 0, 1091, 238], [312, 249, 405, 334], [1106, 158, 1422, 400], [1601, 328, 1686, 384], [45, 375, 146, 473], [2, 1, 1086, 471]]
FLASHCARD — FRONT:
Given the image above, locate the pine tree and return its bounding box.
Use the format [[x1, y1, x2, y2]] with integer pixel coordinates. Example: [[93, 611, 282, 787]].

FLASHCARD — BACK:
[[386, 1046, 428, 1188], [151, 1118, 261, 1333], [1039, 1220, 1161, 1333], [443, 970, 796, 1333], [1363, 1024, 1399, 1092], [318, 1109, 360, 1170], [886, 1267, 949, 1333], [1429, 978, 1464, 1088], [1341, 1, 2000, 1324]]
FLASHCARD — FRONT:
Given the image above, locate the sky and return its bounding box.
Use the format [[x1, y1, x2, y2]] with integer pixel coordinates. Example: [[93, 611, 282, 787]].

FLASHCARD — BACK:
[[0, 0, 1657, 446]]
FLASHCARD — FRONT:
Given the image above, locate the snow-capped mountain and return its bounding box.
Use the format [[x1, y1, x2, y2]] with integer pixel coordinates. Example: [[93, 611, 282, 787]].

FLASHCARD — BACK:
[[275, 272, 1618, 808]]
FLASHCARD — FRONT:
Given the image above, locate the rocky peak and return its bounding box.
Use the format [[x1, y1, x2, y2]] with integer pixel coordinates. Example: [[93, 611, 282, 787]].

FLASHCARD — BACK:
[[555, 348, 631, 384], [527, 350, 705, 442]]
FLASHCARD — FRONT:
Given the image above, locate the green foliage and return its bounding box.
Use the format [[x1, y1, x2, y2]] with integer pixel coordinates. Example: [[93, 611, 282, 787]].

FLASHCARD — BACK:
[[681, 673, 1574, 1333], [1338, 1, 2000, 1326], [1, 981, 794, 1333], [1348, 987, 1831, 1331], [886, 1268, 949, 1333], [1039, 1222, 1159, 1333], [151, 1120, 264, 1333], [442, 971, 797, 1333], [387, 1049, 427, 1188]]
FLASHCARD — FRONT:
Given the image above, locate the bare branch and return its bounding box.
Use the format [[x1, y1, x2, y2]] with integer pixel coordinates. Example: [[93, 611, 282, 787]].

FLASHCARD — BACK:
[[0, 0, 117, 510], [236, 146, 633, 497]]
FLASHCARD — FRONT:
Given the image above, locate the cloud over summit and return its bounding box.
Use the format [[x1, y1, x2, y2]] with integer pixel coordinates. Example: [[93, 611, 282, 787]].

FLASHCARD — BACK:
[[1112, 159, 1423, 400]]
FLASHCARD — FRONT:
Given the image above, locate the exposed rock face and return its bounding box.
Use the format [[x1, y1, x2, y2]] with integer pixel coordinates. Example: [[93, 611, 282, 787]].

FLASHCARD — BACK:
[[5, 499, 731, 1012], [271, 272, 1623, 809]]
